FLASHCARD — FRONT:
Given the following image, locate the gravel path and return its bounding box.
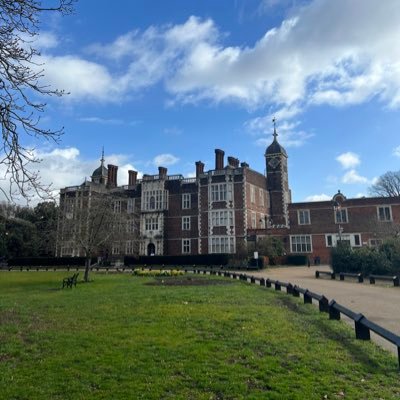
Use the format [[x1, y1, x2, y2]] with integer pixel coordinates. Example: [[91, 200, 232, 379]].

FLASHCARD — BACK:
[[251, 266, 400, 356]]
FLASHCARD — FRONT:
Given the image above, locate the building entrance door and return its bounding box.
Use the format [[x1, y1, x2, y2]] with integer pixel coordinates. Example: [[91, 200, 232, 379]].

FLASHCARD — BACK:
[[147, 243, 155, 256]]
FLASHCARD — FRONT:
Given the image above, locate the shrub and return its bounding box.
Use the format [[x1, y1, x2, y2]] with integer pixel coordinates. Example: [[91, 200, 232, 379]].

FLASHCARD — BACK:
[[331, 241, 394, 275]]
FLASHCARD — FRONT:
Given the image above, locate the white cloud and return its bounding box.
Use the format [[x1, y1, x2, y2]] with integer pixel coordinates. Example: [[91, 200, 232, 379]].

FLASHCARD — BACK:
[[250, 117, 313, 147], [41, 55, 119, 101], [0, 147, 142, 204], [35, 32, 59, 50], [153, 153, 179, 166], [393, 146, 400, 157], [341, 169, 369, 184], [36, 0, 400, 112], [304, 193, 332, 202], [336, 152, 360, 169]]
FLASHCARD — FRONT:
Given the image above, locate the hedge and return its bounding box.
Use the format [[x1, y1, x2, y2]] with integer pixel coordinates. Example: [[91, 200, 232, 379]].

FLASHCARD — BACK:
[[124, 254, 230, 266], [7, 257, 96, 267]]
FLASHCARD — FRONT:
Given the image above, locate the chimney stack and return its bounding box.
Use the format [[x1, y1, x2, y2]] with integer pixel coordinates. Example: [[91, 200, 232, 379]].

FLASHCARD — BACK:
[[215, 149, 225, 170], [128, 170, 138, 186], [195, 161, 205, 177], [107, 164, 118, 188], [227, 156, 239, 168], [241, 162, 249, 168], [158, 166, 168, 179]]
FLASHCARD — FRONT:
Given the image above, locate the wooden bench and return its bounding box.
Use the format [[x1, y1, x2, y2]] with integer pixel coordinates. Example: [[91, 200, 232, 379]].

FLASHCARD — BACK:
[[339, 272, 363, 283], [315, 270, 335, 279], [369, 274, 399, 287], [62, 273, 79, 289]]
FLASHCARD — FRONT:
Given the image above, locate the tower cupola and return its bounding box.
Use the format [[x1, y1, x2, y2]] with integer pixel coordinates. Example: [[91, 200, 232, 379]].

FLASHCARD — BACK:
[[91, 147, 108, 185]]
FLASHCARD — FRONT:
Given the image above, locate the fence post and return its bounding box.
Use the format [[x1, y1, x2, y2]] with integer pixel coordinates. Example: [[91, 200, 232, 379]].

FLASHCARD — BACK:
[[315, 271, 320, 278], [286, 283, 293, 294], [358, 274, 364, 283], [274, 281, 281, 291], [260, 278, 266, 286], [369, 276, 375, 284], [319, 295, 329, 313], [266, 278, 271, 288], [354, 314, 371, 340], [292, 285, 300, 297], [329, 300, 341, 320], [394, 276, 399, 287], [303, 290, 312, 304], [340, 273, 344, 281], [250, 276, 256, 284]]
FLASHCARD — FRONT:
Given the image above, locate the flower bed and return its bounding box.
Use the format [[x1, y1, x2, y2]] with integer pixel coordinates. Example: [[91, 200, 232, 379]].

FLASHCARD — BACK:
[[132, 269, 185, 277]]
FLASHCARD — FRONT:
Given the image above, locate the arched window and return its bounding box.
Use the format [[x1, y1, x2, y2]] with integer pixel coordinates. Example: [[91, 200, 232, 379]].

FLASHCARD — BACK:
[[149, 196, 155, 209]]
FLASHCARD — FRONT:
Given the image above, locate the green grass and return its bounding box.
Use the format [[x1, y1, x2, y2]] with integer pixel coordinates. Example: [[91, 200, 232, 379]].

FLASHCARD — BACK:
[[0, 272, 399, 399]]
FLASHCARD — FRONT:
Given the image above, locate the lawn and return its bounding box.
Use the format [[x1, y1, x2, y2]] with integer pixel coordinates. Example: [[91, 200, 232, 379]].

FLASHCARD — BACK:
[[0, 272, 399, 399]]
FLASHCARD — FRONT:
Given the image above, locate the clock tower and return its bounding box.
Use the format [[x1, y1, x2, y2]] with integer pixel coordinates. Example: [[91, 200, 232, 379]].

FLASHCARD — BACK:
[[265, 119, 291, 226]]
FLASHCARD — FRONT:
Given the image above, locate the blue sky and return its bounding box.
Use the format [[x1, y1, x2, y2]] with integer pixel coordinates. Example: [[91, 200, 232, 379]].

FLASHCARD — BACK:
[[7, 0, 400, 203]]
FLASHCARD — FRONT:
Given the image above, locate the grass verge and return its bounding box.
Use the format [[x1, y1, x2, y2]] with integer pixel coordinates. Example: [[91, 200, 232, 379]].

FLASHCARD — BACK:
[[0, 272, 399, 399]]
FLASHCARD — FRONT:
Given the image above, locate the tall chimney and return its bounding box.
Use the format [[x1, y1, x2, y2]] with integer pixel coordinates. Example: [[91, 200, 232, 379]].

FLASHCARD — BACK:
[[215, 149, 225, 170], [107, 164, 118, 188], [113, 165, 118, 187], [128, 170, 138, 186], [227, 156, 239, 168], [158, 166, 167, 178], [195, 161, 205, 177]]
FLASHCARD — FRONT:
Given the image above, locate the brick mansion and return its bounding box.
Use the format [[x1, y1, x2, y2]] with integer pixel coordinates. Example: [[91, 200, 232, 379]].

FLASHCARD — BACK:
[[56, 126, 400, 264]]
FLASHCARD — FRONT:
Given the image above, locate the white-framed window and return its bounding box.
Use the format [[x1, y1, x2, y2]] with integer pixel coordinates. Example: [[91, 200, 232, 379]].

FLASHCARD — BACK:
[[182, 216, 191, 230], [127, 198, 135, 214], [210, 210, 234, 227], [250, 185, 255, 203], [145, 217, 158, 231], [325, 233, 362, 247], [369, 238, 383, 248], [113, 200, 122, 213], [259, 189, 264, 206], [209, 236, 235, 254], [182, 193, 191, 209], [260, 214, 266, 229], [182, 239, 191, 254], [112, 243, 120, 255], [335, 208, 348, 223], [290, 235, 312, 253], [210, 183, 233, 202], [61, 244, 73, 256], [126, 219, 136, 233], [298, 210, 310, 225], [251, 212, 256, 228], [143, 190, 167, 211], [126, 240, 135, 254], [377, 206, 392, 222]]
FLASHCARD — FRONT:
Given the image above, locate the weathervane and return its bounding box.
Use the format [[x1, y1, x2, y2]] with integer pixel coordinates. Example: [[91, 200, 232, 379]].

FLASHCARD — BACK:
[[100, 146, 105, 166], [272, 117, 278, 140]]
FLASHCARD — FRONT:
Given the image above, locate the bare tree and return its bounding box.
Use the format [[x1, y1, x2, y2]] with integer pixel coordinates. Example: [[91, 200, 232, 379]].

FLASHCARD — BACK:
[[0, 0, 74, 202], [65, 191, 139, 282], [369, 171, 400, 197]]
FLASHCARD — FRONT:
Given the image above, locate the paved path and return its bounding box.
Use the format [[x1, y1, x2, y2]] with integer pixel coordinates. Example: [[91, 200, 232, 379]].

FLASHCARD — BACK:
[[251, 266, 400, 356]]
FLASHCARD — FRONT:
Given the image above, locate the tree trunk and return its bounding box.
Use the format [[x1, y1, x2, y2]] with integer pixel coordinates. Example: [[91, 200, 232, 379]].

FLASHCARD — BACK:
[[84, 256, 91, 282]]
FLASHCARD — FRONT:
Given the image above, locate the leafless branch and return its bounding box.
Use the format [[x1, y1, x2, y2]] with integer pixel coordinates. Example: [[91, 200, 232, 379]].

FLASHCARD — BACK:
[[0, 0, 75, 202]]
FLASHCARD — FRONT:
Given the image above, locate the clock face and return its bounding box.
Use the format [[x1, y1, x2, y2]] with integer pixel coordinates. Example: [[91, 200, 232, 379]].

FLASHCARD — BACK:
[[268, 157, 280, 169]]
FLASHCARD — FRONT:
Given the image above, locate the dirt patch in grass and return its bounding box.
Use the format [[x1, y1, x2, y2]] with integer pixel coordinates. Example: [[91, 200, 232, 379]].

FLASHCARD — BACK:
[[146, 276, 234, 286]]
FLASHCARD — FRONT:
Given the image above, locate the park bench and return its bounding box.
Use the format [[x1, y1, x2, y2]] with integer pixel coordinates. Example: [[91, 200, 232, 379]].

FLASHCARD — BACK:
[[315, 270, 335, 279], [369, 274, 399, 287], [246, 265, 260, 271], [62, 273, 79, 289], [339, 272, 363, 283]]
